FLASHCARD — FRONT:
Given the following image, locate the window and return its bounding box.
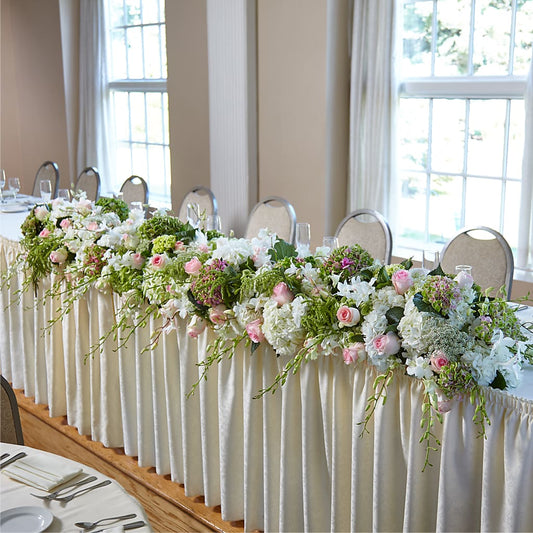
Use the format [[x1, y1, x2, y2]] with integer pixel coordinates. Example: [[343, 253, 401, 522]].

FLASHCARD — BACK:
[[397, 0, 532, 271], [106, 0, 170, 207]]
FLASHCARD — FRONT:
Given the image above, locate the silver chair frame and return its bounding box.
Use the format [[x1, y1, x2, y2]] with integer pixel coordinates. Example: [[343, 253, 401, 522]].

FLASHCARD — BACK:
[[245, 196, 297, 244], [32, 161, 59, 199], [178, 186, 218, 221], [120, 175, 149, 205], [75, 167, 101, 201]]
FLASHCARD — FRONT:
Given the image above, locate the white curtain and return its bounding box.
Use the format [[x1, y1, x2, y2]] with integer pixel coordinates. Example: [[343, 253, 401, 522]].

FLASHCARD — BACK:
[[518, 52, 533, 273], [348, 0, 398, 218], [77, 0, 113, 195]]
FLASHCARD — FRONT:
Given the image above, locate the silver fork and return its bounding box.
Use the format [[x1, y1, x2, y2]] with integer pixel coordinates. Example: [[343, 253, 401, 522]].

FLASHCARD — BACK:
[[54, 479, 112, 503], [31, 476, 98, 500]]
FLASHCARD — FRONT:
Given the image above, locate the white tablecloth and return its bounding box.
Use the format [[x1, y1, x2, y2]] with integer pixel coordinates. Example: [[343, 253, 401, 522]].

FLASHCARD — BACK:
[[0, 443, 151, 532], [1, 220, 533, 532]]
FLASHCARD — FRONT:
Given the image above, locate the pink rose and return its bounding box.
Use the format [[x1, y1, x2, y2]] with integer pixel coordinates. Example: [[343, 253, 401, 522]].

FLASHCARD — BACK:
[[430, 350, 449, 373], [391, 269, 414, 295], [39, 228, 51, 238], [49, 248, 68, 264], [132, 252, 145, 269], [336, 305, 360, 327], [246, 318, 265, 343], [60, 218, 71, 230], [271, 282, 294, 306], [187, 317, 207, 338], [373, 332, 401, 356], [86, 221, 99, 231], [175, 241, 185, 251], [150, 254, 167, 269], [199, 243, 209, 253], [184, 257, 202, 275], [456, 270, 474, 289], [76, 198, 92, 214], [343, 342, 366, 364], [209, 304, 227, 325]]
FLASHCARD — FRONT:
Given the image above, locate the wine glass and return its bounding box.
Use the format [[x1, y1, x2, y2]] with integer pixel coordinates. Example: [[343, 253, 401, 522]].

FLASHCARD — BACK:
[[0, 169, 5, 203], [422, 250, 440, 271], [8, 177, 21, 201], [57, 189, 71, 201], [40, 180, 52, 203], [295, 222, 311, 255], [206, 215, 222, 232]]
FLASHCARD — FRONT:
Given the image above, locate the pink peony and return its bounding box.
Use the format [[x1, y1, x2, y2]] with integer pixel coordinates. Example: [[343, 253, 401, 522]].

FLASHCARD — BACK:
[[184, 257, 202, 275], [39, 228, 51, 238], [456, 270, 474, 289], [60, 218, 71, 230], [49, 248, 68, 264], [246, 318, 265, 343], [343, 342, 366, 364], [430, 350, 449, 373], [150, 254, 167, 269], [209, 304, 227, 325], [336, 305, 360, 327], [187, 317, 207, 338], [373, 332, 401, 356], [132, 252, 145, 269], [391, 269, 414, 295], [271, 282, 294, 306]]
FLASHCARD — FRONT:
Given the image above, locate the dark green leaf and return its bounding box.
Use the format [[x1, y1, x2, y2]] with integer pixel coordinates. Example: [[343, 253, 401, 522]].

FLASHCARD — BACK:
[[490, 370, 506, 391], [268, 240, 297, 262], [428, 264, 446, 277], [413, 292, 441, 316], [251, 341, 260, 354]]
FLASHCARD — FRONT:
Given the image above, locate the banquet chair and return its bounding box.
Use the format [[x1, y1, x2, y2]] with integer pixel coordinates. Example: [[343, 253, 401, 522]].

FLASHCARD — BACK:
[[1, 375, 24, 445], [32, 161, 59, 199], [440, 226, 514, 298], [120, 175, 149, 207], [178, 186, 218, 222], [75, 167, 101, 202], [334, 208, 393, 264], [245, 196, 297, 243]]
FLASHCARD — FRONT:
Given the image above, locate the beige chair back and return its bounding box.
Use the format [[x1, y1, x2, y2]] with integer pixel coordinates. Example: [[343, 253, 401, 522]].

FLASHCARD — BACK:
[[335, 208, 393, 264], [32, 161, 59, 198], [245, 196, 297, 243], [1, 375, 24, 445], [75, 167, 101, 202], [178, 186, 218, 222], [120, 175, 149, 206], [440, 226, 514, 298]]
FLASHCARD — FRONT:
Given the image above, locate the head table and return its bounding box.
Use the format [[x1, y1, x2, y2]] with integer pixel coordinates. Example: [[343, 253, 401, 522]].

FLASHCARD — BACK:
[[1, 209, 532, 532]]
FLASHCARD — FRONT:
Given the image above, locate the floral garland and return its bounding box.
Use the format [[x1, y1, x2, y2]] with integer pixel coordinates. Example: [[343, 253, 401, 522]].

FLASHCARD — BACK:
[[3, 196, 532, 468]]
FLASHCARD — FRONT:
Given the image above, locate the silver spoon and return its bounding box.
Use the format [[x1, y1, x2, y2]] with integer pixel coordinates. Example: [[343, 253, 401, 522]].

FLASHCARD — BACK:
[[74, 513, 137, 530]]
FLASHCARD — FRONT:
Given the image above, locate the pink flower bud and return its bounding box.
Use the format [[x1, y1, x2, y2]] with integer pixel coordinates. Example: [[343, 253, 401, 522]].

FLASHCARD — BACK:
[[343, 342, 366, 364], [49, 249, 68, 264], [60, 218, 71, 230], [184, 257, 202, 275], [87, 221, 99, 231], [209, 304, 227, 325], [391, 269, 414, 295], [132, 252, 145, 269], [39, 228, 51, 238], [373, 332, 401, 356], [430, 350, 449, 373], [150, 254, 167, 270], [271, 282, 294, 306], [246, 318, 265, 343], [187, 317, 207, 338]]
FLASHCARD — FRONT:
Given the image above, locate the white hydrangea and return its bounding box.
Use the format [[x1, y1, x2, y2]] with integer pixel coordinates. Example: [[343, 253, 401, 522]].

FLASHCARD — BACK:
[[336, 276, 376, 306], [262, 297, 307, 357], [210, 237, 254, 265], [397, 299, 429, 357]]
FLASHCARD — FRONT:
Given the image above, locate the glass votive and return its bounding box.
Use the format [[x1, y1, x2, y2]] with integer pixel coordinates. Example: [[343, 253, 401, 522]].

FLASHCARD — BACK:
[[322, 236, 339, 250], [455, 264, 472, 275]]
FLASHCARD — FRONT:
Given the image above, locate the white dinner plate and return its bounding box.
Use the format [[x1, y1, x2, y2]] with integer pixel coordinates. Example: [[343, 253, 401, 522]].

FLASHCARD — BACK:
[[0, 506, 54, 532], [0, 203, 28, 213]]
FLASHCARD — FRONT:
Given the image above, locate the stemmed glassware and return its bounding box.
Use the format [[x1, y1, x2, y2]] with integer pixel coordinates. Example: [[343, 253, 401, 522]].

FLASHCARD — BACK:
[[422, 250, 440, 272], [0, 169, 5, 204], [206, 215, 222, 232], [322, 236, 339, 251], [40, 180, 52, 203], [8, 177, 21, 201]]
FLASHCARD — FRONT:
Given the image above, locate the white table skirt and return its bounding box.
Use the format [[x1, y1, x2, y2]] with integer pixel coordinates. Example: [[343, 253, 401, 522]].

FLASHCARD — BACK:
[[0, 443, 151, 532], [1, 235, 533, 532]]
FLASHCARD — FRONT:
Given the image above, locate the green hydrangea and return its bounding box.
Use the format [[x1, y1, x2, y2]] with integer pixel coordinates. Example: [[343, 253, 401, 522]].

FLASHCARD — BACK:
[[152, 235, 177, 254]]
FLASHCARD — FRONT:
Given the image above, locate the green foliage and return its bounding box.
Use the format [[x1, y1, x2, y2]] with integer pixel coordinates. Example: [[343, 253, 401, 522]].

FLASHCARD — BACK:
[[300, 296, 338, 338], [95, 197, 129, 221], [138, 215, 196, 244], [268, 239, 297, 262]]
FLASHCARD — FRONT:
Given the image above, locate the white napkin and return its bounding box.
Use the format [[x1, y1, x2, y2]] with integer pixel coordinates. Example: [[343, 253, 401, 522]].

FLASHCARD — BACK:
[[2, 453, 82, 491], [101, 527, 124, 533]]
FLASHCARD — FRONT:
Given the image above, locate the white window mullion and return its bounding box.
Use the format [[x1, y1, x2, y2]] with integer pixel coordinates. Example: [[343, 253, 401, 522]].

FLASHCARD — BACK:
[[509, 0, 518, 75], [461, 99, 470, 229], [468, 0, 476, 75], [425, 98, 434, 243]]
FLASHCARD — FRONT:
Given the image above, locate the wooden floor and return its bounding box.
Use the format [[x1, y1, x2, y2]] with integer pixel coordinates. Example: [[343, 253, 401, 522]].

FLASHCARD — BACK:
[[14, 390, 248, 533]]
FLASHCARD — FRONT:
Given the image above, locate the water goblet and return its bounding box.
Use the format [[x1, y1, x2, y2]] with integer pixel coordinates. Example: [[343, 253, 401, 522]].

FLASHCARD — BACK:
[[130, 201, 144, 211], [206, 215, 222, 232], [322, 236, 339, 251], [40, 180, 52, 203], [455, 265, 472, 276], [0, 169, 5, 203], [57, 189, 71, 201], [187, 203, 200, 227], [296, 223, 311, 255], [8, 177, 21, 201]]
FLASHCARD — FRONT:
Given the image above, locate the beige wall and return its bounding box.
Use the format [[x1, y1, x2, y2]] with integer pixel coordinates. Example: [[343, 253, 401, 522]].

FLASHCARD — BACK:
[[0, 0, 70, 193]]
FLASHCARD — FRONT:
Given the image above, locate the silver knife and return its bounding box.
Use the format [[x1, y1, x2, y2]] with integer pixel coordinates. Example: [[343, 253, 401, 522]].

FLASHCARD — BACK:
[[93, 520, 146, 533], [0, 453, 9, 461], [0, 452, 27, 469]]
